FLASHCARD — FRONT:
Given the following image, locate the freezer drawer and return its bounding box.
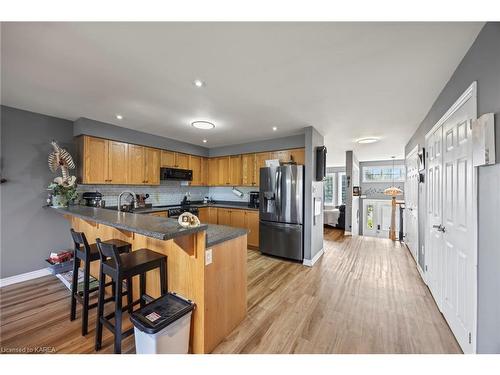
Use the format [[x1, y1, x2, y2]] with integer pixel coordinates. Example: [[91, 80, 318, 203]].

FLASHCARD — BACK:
[[259, 220, 303, 261]]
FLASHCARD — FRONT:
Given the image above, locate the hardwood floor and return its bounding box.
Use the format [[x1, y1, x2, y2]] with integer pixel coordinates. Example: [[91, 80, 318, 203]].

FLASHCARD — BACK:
[[0, 228, 461, 354]]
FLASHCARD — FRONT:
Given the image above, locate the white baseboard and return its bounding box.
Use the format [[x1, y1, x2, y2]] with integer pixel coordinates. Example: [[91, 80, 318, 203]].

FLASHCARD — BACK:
[[303, 248, 324, 267], [0, 268, 51, 288]]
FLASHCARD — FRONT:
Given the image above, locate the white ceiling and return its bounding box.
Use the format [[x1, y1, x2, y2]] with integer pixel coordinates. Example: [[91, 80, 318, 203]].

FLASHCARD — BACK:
[[1, 22, 483, 165]]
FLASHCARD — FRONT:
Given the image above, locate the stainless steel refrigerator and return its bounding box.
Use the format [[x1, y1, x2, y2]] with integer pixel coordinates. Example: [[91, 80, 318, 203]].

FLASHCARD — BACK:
[[259, 164, 304, 261]]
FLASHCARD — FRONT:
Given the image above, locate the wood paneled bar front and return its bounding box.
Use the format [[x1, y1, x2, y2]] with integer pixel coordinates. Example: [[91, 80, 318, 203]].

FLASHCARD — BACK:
[[56, 206, 247, 354]]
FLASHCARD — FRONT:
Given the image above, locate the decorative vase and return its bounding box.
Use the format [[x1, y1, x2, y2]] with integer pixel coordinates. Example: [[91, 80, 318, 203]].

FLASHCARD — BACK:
[[52, 194, 69, 207]]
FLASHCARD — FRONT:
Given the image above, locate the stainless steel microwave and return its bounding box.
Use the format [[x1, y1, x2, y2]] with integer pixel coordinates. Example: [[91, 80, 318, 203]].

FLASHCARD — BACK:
[[160, 167, 193, 181]]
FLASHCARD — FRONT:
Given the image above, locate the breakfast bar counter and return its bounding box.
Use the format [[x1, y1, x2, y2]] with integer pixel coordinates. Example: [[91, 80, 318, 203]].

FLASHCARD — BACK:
[[53, 206, 248, 353]]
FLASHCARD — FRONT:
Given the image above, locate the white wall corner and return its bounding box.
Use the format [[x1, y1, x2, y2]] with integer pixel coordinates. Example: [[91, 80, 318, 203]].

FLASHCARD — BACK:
[[303, 248, 324, 267], [0, 268, 51, 288]]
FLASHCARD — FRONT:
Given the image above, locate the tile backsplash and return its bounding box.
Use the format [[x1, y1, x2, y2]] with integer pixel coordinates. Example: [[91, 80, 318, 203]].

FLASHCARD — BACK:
[[77, 182, 258, 206]]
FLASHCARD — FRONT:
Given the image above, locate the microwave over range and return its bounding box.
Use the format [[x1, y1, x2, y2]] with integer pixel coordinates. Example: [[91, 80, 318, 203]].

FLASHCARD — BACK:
[[160, 167, 193, 181]]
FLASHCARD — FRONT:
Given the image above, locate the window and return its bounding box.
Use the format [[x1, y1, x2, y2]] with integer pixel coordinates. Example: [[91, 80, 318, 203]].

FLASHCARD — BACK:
[[323, 171, 347, 207], [362, 165, 406, 183], [323, 173, 335, 205]]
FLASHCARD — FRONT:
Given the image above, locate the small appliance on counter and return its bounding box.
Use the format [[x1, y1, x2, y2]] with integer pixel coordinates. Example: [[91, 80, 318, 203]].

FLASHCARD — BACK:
[[249, 191, 260, 208], [81, 191, 105, 207]]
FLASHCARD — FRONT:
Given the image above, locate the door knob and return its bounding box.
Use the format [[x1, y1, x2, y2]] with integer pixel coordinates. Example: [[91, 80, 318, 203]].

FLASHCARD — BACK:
[[432, 224, 446, 232]]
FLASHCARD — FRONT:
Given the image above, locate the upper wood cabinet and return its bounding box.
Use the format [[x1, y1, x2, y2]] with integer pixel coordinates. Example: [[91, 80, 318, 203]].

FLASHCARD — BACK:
[[81, 136, 109, 184], [208, 158, 219, 186], [161, 150, 176, 167], [127, 144, 160, 185], [108, 140, 129, 184], [144, 147, 160, 185], [78, 134, 303, 188], [289, 148, 305, 165], [189, 155, 203, 186], [161, 150, 189, 169], [176, 153, 189, 169], [229, 155, 242, 186], [127, 144, 145, 185], [241, 153, 257, 187]]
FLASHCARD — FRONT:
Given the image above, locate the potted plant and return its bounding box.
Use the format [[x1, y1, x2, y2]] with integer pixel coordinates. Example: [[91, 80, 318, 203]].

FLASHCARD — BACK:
[[47, 140, 78, 207]]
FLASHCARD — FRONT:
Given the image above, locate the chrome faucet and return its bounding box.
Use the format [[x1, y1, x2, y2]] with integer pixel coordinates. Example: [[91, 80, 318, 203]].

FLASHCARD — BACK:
[[118, 191, 136, 212]]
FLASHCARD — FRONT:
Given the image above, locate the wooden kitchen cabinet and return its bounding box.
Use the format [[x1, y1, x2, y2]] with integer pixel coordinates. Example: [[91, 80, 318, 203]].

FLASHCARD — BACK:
[[217, 208, 231, 226], [161, 150, 189, 169], [230, 209, 246, 229], [229, 155, 242, 186], [244, 210, 259, 248], [198, 207, 209, 223], [127, 145, 160, 185], [289, 148, 305, 165], [161, 150, 176, 167], [127, 144, 146, 184], [208, 158, 219, 186], [144, 147, 160, 185], [201, 157, 208, 186], [176, 153, 189, 169], [208, 207, 218, 224], [80, 136, 108, 184], [241, 153, 257, 187], [189, 155, 202, 186], [149, 211, 167, 218], [108, 140, 129, 184], [218, 157, 231, 185]]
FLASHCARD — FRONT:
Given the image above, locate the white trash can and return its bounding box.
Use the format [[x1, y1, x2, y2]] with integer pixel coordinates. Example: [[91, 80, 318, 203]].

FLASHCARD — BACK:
[[130, 292, 195, 354]]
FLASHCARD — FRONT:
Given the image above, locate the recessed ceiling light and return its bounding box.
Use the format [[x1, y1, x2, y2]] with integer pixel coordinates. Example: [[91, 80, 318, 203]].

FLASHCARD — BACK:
[[272, 126, 277, 131], [116, 114, 123, 120], [191, 121, 215, 130], [203, 139, 208, 143], [357, 137, 379, 144], [193, 79, 205, 88]]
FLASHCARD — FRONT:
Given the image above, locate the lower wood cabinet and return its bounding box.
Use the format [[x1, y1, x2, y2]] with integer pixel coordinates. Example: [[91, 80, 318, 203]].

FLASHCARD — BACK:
[[148, 211, 167, 217], [199, 207, 259, 249], [244, 210, 259, 248]]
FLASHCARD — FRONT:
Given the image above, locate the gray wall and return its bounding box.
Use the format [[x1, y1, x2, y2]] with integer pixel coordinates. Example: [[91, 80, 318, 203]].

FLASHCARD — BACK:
[[208, 133, 305, 157], [74, 117, 209, 157], [303, 126, 324, 262], [1, 106, 74, 278], [404, 22, 500, 353]]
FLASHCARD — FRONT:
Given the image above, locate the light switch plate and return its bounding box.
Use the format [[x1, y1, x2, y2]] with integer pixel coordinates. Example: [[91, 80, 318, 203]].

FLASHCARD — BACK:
[[205, 249, 213, 265]]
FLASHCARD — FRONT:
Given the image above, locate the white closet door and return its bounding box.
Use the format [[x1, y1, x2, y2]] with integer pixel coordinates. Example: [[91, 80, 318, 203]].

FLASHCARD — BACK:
[[424, 83, 477, 353]]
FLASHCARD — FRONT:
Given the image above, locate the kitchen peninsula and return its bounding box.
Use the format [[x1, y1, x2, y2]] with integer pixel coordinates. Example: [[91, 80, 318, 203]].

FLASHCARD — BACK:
[[54, 205, 248, 354]]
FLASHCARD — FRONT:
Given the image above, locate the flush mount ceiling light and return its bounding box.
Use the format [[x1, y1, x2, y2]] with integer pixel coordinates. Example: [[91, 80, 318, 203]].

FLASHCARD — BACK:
[[115, 114, 123, 120], [356, 137, 379, 144], [272, 126, 278, 131], [193, 79, 205, 88], [191, 121, 215, 130], [202, 139, 208, 143]]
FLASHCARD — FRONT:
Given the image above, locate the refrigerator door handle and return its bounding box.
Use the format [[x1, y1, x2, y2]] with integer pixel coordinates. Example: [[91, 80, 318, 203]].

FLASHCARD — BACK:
[[276, 168, 281, 218]]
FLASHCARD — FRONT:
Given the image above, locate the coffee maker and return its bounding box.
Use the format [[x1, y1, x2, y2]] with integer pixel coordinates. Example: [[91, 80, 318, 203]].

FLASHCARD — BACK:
[[248, 191, 259, 208]]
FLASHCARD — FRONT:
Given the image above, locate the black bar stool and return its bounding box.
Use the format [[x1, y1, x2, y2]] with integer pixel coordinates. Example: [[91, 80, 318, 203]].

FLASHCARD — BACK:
[[69, 229, 132, 336], [95, 238, 167, 354]]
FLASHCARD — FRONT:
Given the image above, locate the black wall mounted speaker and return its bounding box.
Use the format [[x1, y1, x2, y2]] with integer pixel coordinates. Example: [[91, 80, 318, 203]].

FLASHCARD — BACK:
[[316, 146, 327, 181]]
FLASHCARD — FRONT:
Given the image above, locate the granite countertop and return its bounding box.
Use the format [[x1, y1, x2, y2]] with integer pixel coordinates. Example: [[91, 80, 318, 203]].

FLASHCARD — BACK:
[[52, 205, 247, 247], [126, 201, 259, 214]]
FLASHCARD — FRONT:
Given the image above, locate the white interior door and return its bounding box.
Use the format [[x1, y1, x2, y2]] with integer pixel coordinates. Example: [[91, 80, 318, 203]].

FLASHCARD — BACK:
[[424, 83, 477, 353], [405, 147, 419, 262], [441, 108, 476, 354]]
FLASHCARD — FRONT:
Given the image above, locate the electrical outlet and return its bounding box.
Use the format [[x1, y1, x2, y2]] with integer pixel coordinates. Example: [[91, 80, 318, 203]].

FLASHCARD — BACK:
[[205, 249, 213, 265]]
